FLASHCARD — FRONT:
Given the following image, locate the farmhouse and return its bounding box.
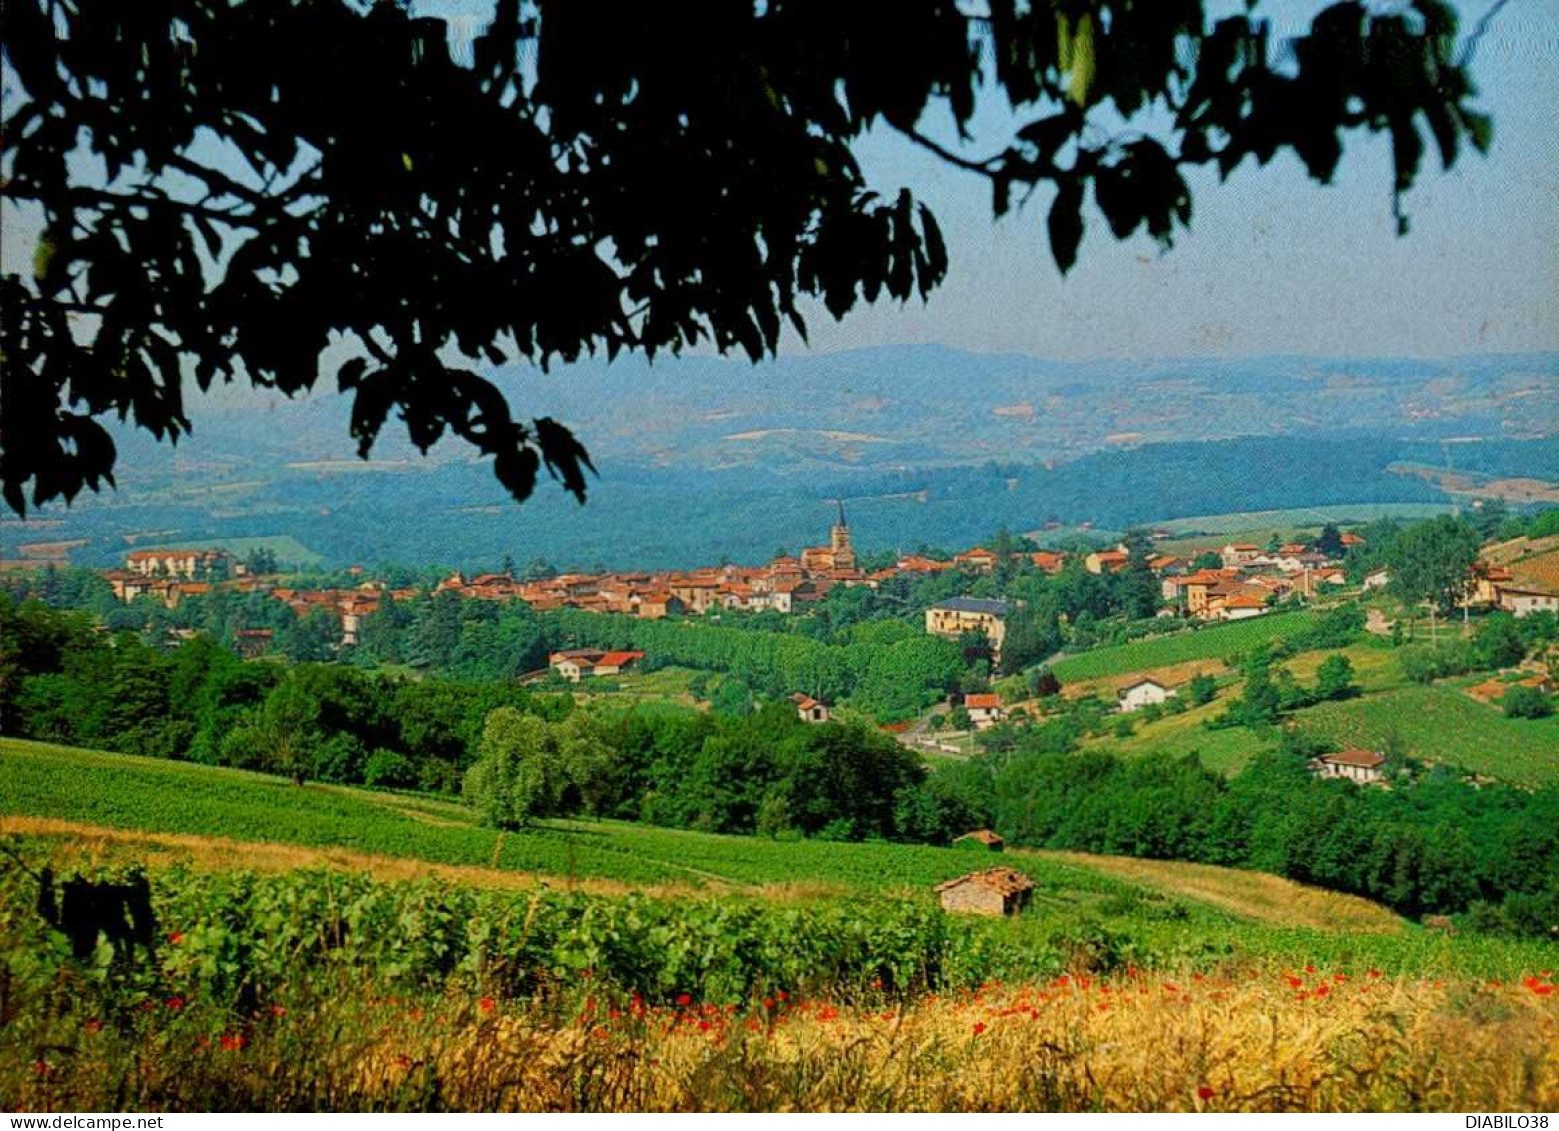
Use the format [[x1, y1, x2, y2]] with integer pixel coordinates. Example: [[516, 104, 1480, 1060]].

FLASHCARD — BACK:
[[1220, 543, 1262, 568], [925, 597, 1010, 655], [1362, 567, 1391, 591], [1085, 548, 1129, 575], [952, 829, 1005, 852], [953, 547, 999, 573], [1309, 747, 1387, 786], [962, 693, 1005, 729], [1117, 678, 1173, 713], [791, 693, 830, 723], [934, 867, 1034, 917], [1496, 582, 1559, 619], [548, 649, 645, 681]]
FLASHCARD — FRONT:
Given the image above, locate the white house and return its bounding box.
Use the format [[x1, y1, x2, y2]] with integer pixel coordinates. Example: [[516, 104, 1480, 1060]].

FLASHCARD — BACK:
[[1362, 567, 1391, 591], [1117, 678, 1173, 713], [1497, 583, 1559, 619], [962, 693, 1005, 730], [1309, 747, 1387, 785]]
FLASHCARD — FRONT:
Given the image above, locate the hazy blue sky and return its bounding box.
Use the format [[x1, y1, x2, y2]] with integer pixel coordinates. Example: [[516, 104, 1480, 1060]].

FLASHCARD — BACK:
[[795, 1, 1559, 360]]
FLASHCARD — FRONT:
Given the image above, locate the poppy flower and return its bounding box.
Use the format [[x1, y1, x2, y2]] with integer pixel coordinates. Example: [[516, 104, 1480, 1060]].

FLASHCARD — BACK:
[[972, 1022, 986, 1035], [165, 995, 185, 1011], [1197, 1086, 1216, 1100], [478, 997, 495, 1013], [219, 1034, 245, 1051], [168, 931, 185, 946], [84, 1019, 104, 1033], [676, 993, 693, 1007], [1304, 965, 1316, 974], [1285, 975, 1303, 989], [269, 1004, 287, 1017]]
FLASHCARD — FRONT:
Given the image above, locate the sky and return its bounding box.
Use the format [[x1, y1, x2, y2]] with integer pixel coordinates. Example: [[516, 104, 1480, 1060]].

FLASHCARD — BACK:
[[3, 0, 1556, 374], [796, 1, 1559, 360]]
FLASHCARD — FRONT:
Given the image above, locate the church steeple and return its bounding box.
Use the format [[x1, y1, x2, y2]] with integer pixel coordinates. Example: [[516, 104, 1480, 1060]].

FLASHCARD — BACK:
[[829, 498, 854, 568]]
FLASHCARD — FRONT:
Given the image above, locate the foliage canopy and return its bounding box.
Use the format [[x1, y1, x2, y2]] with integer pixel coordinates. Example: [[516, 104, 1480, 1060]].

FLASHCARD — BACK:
[[0, 0, 1495, 514]]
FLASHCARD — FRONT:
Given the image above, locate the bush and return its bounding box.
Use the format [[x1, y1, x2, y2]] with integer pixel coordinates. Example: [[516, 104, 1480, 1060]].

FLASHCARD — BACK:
[[1186, 674, 1217, 706], [1501, 685, 1553, 720], [364, 747, 419, 789]]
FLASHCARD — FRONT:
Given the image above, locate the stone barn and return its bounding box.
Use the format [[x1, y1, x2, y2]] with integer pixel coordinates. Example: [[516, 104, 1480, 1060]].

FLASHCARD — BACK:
[[934, 867, 1034, 917], [952, 829, 1005, 853]]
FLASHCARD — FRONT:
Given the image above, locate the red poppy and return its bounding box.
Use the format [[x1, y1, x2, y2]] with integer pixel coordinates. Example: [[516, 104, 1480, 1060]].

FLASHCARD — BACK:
[[168, 931, 185, 946], [165, 995, 185, 1011], [581, 968, 593, 980], [269, 1004, 287, 1017], [676, 993, 693, 1007], [763, 997, 775, 1009], [1197, 1086, 1216, 1100], [777, 990, 789, 1001], [1533, 984, 1554, 997], [1367, 969, 1382, 979], [1285, 975, 1303, 989], [1315, 984, 1330, 998], [478, 997, 496, 1013], [84, 1018, 104, 1033], [395, 1054, 412, 1070], [219, 1034, 245, 1051], [1304, 965, 1316, 974], [871, 977, 883, 990], [32, 1060, 52, 1077], [698, 1020, 712, 1032], [972, 1022, 986, 1035]]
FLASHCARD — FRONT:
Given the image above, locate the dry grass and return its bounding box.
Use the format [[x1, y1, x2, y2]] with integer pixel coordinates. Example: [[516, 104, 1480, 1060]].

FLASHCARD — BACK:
[[1033, 850, 1405, 934], [12, 971, 1556, 1111]]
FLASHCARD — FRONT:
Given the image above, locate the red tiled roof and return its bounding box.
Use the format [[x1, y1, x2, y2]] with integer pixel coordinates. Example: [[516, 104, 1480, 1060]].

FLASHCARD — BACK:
[[1323, 748, 1385, 768], [963, 693, 1002, 710], [596, 651, 644, 667]]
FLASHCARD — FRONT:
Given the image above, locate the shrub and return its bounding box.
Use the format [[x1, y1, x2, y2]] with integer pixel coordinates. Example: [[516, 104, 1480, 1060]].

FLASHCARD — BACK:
[[1501, 685, 1553, 720]]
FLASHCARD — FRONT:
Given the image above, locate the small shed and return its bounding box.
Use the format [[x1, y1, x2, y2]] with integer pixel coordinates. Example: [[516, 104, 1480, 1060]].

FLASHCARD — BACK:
[[934, 867, 1034, 917], [791, 692, 831, 723], [952, 829, 1005, 853]]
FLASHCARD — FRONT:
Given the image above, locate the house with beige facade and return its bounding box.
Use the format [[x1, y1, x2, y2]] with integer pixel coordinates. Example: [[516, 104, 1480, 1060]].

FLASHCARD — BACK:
[[925, 597, 1010, 655]]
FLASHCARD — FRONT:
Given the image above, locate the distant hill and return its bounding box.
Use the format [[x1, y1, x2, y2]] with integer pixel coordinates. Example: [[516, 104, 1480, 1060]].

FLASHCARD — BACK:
[[5, 348, 1555, 570]]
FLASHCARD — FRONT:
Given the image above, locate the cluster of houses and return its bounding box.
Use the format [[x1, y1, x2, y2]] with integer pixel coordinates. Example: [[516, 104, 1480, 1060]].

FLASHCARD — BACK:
[[99, 512, 1077, 653], [1362, 534, 1559, 619]]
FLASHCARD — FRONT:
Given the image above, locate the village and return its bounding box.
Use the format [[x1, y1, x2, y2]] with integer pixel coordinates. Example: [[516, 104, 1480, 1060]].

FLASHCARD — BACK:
[[92, 510, 1559, 670]]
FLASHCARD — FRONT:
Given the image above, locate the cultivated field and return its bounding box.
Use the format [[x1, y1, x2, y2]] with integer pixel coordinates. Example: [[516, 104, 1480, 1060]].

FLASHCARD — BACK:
[[1301, 684, 1559, 787], [1049, 610, 1320, 682]]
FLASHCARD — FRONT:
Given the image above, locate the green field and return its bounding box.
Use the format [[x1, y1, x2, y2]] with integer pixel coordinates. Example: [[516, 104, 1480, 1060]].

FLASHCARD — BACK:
[[1148, 503, 1450, 555], [1089, 642, 1559, 786], [1049, 610, 1320, 683], [128, 533, 323, 568], [1300, 684, 1559, 788]]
